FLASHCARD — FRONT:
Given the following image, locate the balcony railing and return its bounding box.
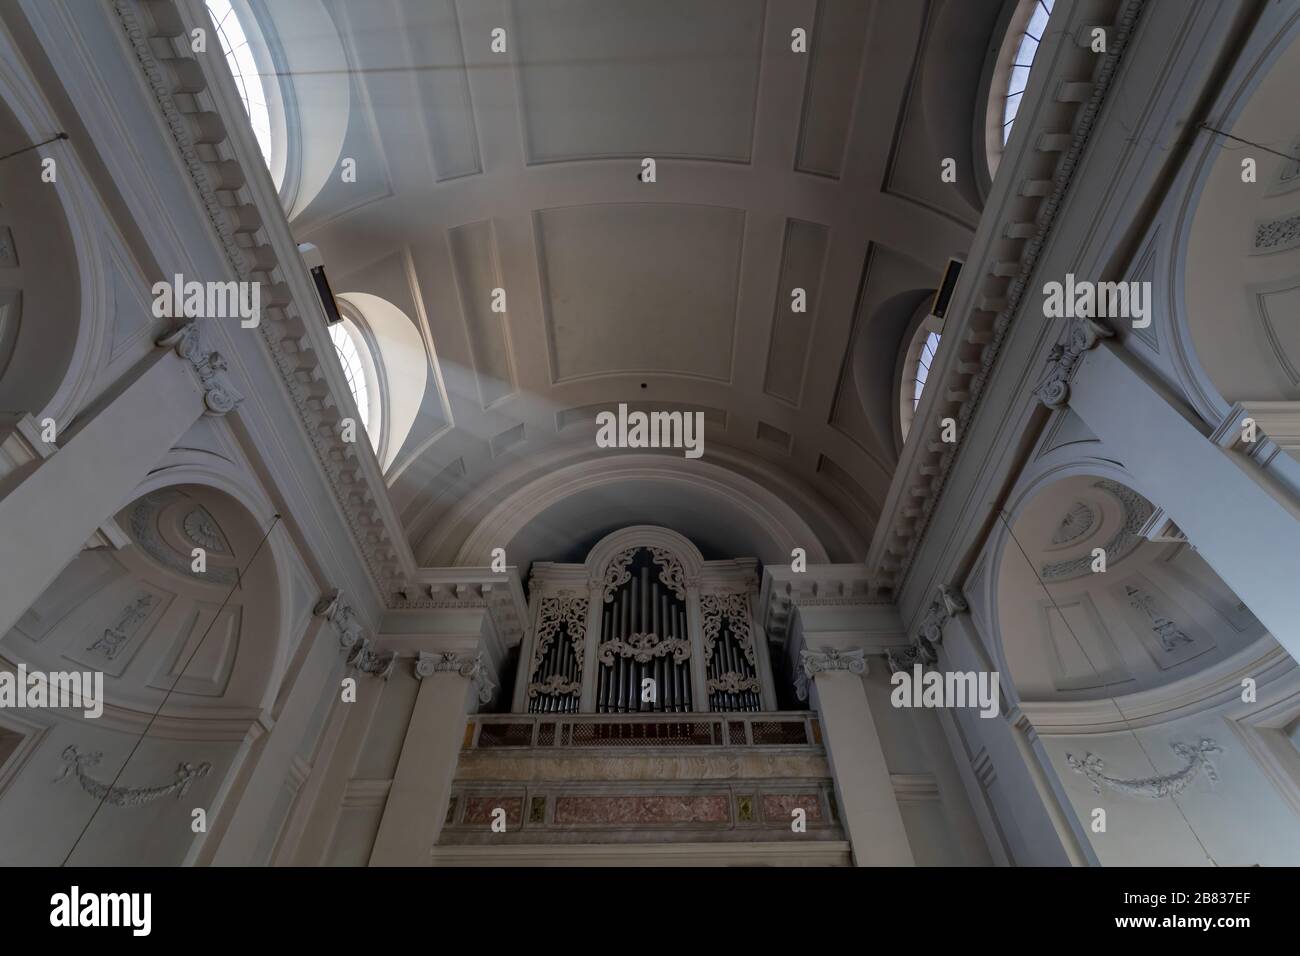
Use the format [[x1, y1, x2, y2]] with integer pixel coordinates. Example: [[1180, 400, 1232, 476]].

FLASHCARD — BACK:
[[464, 711, 821, 751]]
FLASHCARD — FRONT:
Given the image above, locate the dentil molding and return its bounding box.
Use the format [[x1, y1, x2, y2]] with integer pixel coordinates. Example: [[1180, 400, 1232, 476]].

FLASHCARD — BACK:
[[867, 0, 1146, 596]]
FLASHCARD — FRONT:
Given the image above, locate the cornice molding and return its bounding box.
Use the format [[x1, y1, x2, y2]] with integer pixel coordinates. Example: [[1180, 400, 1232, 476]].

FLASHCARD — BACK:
[[113, 0, 410, 595], [867, 0, 1146, 596]]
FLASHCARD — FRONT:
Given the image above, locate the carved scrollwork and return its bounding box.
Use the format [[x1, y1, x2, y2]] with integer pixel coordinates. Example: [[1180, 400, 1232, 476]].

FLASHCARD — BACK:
[[707, 671, 760, 694], [601, 550, 637, 603], [1034, 317, 1114, 410], [527, 674, 582, 698], [648, 547, 687, 599], [699, 592, 755, 666], [157, 322, 245, 416], [1066, 739, 1222, 799], [314, 588, 367, 650], [598, 632, 691, 665], [795, 646, 867, 701], [346, 638, 396, 680], [531, 593, 588, 679], [414, 651, 496, 704]]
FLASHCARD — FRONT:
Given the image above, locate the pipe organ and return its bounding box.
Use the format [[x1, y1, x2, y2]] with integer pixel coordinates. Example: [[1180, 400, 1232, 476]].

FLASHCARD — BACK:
[[597, 547, 691, 713], [700, 593, 761, 711], [514, 529, 776, 714]]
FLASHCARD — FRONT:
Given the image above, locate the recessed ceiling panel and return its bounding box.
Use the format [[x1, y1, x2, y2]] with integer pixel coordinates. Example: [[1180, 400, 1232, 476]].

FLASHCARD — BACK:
[[536, 203, 744, 382], [512, 0, 765, 164], [448, 220, 517, 407], [764, 218, 829, 405], [401, 0, 482, 181], [796, 0, 870, 178]]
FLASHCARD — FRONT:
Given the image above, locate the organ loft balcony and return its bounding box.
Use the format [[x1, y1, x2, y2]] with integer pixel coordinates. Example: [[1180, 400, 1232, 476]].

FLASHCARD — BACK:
[[430, 527, 852, 864]]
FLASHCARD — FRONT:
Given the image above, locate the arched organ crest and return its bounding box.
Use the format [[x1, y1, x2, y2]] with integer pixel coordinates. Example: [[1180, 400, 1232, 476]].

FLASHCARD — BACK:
[[515, 528, 774, 714]]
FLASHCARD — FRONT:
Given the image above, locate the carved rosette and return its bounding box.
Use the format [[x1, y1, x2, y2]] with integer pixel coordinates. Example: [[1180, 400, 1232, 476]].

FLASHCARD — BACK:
[[795, 646, 867, 701], [530, 593, 588, 680], [415, 651, 496, 705], [1034, 317, 1114, 409], [699, 592, 755, 666], [157, 323, 245, 415]]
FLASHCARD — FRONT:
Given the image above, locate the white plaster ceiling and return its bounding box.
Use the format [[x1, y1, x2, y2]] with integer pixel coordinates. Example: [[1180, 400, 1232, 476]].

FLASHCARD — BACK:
[[279, 0, 1003, 565]]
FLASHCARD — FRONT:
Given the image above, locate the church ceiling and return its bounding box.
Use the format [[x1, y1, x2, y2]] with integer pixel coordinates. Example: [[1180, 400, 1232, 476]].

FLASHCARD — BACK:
[[279, 0, 1001, 563]]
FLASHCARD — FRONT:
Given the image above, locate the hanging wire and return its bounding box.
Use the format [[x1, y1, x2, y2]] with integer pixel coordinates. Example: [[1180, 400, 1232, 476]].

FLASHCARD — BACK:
[[60, 513, 281, 866], [995, 508, 1219, 866]]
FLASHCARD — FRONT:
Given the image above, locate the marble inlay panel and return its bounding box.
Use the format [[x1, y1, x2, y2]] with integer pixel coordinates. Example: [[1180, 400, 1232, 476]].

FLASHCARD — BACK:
[[461, 795, 523, 826], [553, 794, 731, 825], [760, 793, 822, 823]]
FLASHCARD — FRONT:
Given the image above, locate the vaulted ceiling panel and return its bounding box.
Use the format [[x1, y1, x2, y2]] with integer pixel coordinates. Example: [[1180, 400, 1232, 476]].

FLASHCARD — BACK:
[[511, 0, 765, 164], [794, 0, 871, 178], [536, 203, 745, 383], [763, 218, 830, 405], [399, 0, 482, 181], [448, 219, 517, 407]]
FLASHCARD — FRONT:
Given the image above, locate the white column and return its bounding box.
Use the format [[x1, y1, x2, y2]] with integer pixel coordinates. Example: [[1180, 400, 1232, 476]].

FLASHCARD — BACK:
[[937, 608, 1095, 865], [0, 323, 238, 637], [797, 646, 914, 866], [1065, 338, 1300, 653], [367, 650, 494, 866]]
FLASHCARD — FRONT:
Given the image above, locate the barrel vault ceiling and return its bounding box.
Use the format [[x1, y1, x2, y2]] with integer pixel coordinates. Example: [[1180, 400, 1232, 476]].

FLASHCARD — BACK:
[[287, 0, 1003, 565]]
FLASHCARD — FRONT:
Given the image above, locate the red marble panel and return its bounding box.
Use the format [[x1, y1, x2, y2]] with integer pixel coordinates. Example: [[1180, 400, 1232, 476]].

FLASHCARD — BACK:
[[760, 793, 823, 823], [461, 795, 524, 826], [553, 794, 731, 825]]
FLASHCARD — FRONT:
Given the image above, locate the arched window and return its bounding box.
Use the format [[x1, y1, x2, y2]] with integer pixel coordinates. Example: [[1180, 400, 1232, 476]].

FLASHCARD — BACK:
[[912, 330, 941, 411], [898, 316, 944, 444], [205, 0, 275, 168], [328, 318, 381, 453], [985, 0, 1056, 178]]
